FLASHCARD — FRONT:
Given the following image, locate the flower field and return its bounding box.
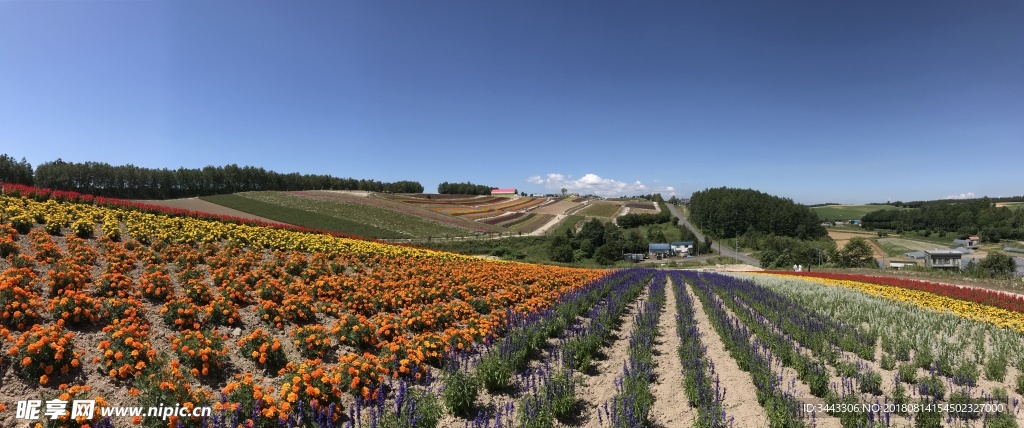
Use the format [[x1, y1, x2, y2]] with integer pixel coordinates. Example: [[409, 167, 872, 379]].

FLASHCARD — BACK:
[[759, 271, 1024, 332], [0, 186, 606, 427], [5, 184, 1024, 427]]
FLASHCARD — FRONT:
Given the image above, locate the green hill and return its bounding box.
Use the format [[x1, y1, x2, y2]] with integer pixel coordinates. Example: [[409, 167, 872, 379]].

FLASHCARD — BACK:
[[201, 191, 500, 239]]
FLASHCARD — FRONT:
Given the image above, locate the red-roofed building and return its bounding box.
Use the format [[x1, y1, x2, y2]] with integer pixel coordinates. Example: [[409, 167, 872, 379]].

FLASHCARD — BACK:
[[491, 188, 517, 196]]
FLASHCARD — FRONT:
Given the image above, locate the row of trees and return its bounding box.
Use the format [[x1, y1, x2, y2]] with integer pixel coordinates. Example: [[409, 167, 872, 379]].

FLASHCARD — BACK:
[[757, 236, 874, 269], [549, 216, 708, 265], [861, 198, 1024, 242], [549, 218, 629, 265], [437, 181, 495, 195], [688, 187, 827, 240], [0, 155, 423, 199], [964, 253, 1019, 278], [0, 154, 34, 186]]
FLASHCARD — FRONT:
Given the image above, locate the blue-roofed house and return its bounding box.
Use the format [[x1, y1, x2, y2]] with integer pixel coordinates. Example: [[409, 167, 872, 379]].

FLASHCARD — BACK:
[[649, 243, 673, 257]]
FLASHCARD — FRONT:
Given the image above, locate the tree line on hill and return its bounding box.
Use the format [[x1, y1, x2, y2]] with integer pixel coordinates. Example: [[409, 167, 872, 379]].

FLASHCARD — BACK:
[[0, 154, 424, 199], [861, 197, 1024, 242], [686, 187, 842, 270], [688, 187, 826, 240], [436, 181, 495, 195], [882, 196, 1024, 209]]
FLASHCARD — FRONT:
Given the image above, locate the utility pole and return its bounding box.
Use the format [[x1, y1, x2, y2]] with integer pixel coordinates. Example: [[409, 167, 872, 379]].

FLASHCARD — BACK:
[[733, 209, 738, 265]]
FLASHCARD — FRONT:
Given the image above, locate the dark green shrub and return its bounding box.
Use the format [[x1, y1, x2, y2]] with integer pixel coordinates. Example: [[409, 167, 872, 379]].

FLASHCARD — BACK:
[[477, 355, 513, 392], [442, 370, 478, 416]]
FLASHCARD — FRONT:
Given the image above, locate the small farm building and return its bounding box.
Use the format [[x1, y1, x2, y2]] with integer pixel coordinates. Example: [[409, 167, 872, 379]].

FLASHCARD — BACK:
[[887, 259, 919, 269], [924, 250, 963, 269], [491, 188, 517, 196], [670, 241, 694, 255], [623, 253, 645, 263], [953, 237, 980, 247]]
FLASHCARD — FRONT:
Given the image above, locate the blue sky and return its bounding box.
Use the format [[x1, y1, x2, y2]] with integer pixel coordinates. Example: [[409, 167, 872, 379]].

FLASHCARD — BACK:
[[1, 1, 1021, 203]]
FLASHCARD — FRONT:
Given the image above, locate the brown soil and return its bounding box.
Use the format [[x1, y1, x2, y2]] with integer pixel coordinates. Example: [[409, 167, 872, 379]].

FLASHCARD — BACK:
[[683, 280, 770, 427], [576, 286, 649, 427], [135, 198, 287, 225], [648, 277, 695, 427]]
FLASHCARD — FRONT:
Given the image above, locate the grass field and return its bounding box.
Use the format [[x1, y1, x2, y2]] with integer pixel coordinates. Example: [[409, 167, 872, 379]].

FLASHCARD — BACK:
[[997, 202, 1024, 209], [202, 192, 474, 239], [549, 214, 584, 236], [579, 202, 622, 218], [811, 204, 905, 220]]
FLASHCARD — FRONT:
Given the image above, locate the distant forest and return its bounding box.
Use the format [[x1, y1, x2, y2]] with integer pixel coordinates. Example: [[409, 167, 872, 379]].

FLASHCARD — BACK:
[[0, 154, 423, 199], [437, 181, 494, 195], [881, 196, 1024, 208], [862, 198, 1024, 241], [688, 187, 827, 240]]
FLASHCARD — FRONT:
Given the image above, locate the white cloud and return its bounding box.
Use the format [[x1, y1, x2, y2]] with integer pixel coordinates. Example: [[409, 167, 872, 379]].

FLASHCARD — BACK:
[[943, 192, 976, 200], [525, 173, 677, 197]]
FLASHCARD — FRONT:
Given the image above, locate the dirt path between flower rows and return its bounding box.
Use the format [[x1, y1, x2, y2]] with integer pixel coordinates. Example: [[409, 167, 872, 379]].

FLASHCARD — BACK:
[[577, 285, 650, 427], [683, 280, 771, 427], [697, 283, 844, 428], [648, 276, 696, 427]]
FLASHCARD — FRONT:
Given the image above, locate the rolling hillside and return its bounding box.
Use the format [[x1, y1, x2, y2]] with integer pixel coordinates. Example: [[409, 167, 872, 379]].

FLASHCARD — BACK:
[[198, 191, 500, 239]]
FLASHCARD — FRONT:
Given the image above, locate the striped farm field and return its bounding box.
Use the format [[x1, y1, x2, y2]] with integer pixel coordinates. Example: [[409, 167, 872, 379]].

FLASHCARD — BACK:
[[496, 212, 536, 228], [625, 202, 655, 210], [507, 213, 555, 233], [200, 191, 501, 238], [481, 211, 525, 225]]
